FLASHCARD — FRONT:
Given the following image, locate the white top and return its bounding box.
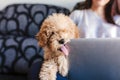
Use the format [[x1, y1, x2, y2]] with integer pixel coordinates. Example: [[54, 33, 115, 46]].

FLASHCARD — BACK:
[[69, 9, 120, 38]]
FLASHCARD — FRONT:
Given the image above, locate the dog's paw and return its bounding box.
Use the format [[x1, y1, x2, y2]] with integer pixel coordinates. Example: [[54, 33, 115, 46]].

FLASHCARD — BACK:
[[59, 68, 68, 77], [58, 56, 68, 77]]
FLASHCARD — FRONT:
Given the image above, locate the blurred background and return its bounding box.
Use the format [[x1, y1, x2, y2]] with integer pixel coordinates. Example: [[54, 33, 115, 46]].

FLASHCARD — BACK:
[[0, 0, 84, 11]]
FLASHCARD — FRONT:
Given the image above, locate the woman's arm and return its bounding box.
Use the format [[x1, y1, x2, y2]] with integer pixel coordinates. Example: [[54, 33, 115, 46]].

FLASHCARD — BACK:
[[69, 10, 83, 26]]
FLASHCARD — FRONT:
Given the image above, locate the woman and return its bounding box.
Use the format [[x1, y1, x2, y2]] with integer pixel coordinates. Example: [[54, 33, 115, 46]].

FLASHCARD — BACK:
[[28, 0, 120, 80], [70, 0, 120, 38]]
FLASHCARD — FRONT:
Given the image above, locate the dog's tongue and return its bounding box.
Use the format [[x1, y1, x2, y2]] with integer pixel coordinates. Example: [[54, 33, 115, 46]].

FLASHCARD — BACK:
[[61, 45, 69, 56]]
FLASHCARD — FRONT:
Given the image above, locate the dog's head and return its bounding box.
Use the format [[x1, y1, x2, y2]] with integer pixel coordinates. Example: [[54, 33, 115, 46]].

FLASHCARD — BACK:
[[36, 13, 79, 56]]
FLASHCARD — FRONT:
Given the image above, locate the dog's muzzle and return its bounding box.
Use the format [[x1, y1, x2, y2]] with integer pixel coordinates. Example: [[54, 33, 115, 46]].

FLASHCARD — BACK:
[[58, 44, 69, 56]]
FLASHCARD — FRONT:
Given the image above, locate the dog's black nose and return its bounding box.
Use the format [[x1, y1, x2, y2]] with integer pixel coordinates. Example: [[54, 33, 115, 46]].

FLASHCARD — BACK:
[[59, 39, 64, 44]]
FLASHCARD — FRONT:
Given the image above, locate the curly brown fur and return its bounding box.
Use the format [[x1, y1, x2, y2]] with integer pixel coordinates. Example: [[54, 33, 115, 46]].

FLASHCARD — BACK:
[[36, 13, 79, 80]]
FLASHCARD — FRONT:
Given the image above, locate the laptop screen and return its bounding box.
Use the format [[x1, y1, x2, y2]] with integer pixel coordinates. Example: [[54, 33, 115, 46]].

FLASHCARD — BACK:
[[68, 38, 120, 80]]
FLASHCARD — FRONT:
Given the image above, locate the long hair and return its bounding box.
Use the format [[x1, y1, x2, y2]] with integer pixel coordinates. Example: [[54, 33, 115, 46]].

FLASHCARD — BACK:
[[74, 0, 116, 25], [115, 0, 120, 14]]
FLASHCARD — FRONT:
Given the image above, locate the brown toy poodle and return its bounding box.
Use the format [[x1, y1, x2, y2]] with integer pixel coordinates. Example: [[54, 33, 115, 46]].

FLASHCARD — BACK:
[[36, 13, 79, 80]]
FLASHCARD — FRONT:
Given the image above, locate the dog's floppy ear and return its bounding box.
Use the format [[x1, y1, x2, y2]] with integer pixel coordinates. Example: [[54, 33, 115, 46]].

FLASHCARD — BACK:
[[35, 25, 48, 47], [35, 24, 55, 47]]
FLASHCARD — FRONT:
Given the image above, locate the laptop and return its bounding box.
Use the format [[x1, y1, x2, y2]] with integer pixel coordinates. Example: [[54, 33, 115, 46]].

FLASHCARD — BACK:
[[68, 38, 120, 80]]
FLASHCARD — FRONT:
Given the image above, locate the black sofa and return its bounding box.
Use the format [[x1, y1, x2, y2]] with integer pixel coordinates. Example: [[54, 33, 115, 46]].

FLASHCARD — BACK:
[[0, 4, 70, 80]]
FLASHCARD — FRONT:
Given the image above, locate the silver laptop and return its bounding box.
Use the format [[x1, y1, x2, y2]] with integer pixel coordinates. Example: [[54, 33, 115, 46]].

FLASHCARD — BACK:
[[68, 38, 120, 80]]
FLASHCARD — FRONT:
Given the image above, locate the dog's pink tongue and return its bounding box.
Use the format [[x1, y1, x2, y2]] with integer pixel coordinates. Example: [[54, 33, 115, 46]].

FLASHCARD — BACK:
[[61, 45, 69, 56]]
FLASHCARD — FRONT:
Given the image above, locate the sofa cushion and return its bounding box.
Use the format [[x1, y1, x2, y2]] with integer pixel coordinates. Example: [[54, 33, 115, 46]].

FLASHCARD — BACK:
[[0, 4, 70, 37], [0, 35, 43, 74]]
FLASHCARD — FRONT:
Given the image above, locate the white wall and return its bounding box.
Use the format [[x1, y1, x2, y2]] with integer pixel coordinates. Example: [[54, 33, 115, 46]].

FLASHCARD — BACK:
[[0, 0, 84, 11]]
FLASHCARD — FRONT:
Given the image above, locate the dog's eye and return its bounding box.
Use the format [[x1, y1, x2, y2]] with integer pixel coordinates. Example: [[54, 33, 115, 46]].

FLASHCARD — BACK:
[[52, 32, 54, 34]]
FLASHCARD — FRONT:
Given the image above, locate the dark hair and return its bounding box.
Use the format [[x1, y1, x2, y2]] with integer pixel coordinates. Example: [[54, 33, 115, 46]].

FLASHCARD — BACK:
[[115, 0, 120, 14], [73, 0, 116, 25]]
